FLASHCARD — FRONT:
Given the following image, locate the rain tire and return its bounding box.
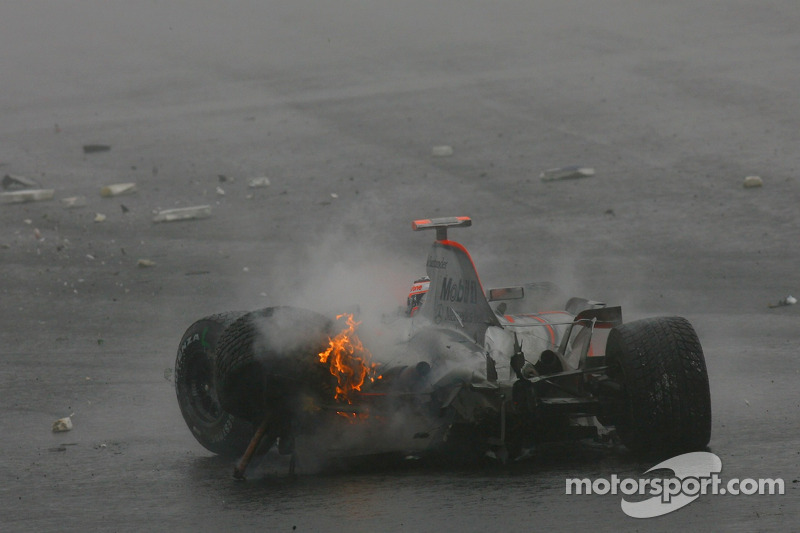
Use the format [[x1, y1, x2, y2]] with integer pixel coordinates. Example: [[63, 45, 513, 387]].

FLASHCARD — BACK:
[[174, 312, 253, 456], [214, 307, 334, 423], [606, 316, 711, 454]]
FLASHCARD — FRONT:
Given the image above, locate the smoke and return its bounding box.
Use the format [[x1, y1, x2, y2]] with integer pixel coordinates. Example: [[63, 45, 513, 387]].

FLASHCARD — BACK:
[[224, 218, 474, 472], [233, 211, 425, 362]]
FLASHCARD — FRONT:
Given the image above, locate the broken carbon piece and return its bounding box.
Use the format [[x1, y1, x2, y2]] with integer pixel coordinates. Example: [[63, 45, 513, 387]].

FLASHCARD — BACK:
[[540, 166, 595, 181], [743, 176, 763, 188], [0, 189, 55, 204], [83, 144, 111, 154], [100, 183, 137, 197], [248, 177, 271, 188], [52, 416, 73, 433], [62, 196, 88, 209], [2, 174, 40, 190], [431, 145, 454, 157], [153, 205, 212, 222], [769, 295, 796, 308]]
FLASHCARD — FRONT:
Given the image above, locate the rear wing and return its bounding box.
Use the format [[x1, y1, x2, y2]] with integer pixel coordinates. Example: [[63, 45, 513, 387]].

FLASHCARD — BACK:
[[412, 216, 472, 241]]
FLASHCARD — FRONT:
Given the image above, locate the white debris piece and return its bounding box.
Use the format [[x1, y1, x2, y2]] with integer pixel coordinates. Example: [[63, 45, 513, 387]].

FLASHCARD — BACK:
[[769, 295, 797, 308], [540, 166, 595, 182], [431, 145, 454, 157], [152, 205, 212, 223], [0, 189, 55, 204], [52, 416, 73, 433], [137, 258, 156, 268], [61, 196, 88, 209], [100, 183, 137, 197], [216, 186, 225, 196], [743, 175, 763, 188], [248, 177, 271, 188], [94, 213, 107, 223]]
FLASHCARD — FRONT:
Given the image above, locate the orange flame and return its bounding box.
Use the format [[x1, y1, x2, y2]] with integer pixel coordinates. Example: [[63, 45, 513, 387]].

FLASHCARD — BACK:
[[318, 313, 378, 403]]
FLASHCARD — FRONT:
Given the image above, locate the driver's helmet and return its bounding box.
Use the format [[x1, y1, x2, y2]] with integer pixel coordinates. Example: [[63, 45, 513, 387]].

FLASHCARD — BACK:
[[406, 276, 430, 316]]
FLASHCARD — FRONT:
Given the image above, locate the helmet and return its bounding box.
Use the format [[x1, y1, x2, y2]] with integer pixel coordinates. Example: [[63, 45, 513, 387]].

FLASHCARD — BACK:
[[406, 276, 430, 316]]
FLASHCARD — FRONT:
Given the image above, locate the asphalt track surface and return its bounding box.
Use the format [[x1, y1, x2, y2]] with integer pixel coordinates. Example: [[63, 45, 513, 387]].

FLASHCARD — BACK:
[[1, 1, 798, 531]]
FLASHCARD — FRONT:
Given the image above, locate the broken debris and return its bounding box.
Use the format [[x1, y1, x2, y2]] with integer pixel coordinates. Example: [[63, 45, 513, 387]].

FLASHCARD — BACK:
[[100, 183, 137, 197], [137, 259, 156, 268], [743, 175, 763, 188], [248, 177, 271, 188], [153, 205, 212, 223], [769, 295, 797, 308], [431, 145, 454, 157], [2, 174, 40, 190], [540, 166, 595, 182], [94, 213, 107, 223], [83, 144, 111, 154], [0, 189, 55, 204], [52, 416, 73, 433], [61, 196, 88, 209]]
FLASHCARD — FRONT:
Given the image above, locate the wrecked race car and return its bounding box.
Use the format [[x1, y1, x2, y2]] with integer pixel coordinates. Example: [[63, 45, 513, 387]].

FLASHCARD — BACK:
[[174, 216, 711, 478]]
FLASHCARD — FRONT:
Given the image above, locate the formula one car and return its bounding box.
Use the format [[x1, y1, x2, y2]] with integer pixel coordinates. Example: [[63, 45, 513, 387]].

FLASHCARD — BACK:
[[174, 216, 711, 478]]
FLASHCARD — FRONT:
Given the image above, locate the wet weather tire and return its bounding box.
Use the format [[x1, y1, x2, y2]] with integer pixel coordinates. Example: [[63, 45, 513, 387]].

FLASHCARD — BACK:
[[606, 316, 711, 454], [174, 312, 253, 456], [214, 307, 334, 423]]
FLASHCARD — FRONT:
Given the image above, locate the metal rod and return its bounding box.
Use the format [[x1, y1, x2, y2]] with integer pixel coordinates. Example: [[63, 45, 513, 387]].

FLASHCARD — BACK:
[[233, 418, 271, 480]]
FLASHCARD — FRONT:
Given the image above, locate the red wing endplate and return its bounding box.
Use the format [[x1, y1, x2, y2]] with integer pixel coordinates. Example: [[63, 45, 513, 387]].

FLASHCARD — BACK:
[[413, 217, 499, 343]]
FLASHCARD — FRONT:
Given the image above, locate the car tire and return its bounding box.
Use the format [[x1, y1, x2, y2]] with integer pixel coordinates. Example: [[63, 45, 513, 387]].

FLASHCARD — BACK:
[[174, 312, 253, 456], [214, 307, 334, 423], [605, 316, 711, 454]]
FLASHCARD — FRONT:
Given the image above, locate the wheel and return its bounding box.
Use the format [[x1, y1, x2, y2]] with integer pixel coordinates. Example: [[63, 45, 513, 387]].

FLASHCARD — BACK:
[[175, 312, 253, 456], [214, 307, 334, 423], [605, 316, 711, 454]]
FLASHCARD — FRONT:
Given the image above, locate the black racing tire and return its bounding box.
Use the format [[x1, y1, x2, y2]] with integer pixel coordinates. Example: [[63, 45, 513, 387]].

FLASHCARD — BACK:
[[174, 312, 253, 456], [605, 316, 711, 454], [214, 307, 334, 423]]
